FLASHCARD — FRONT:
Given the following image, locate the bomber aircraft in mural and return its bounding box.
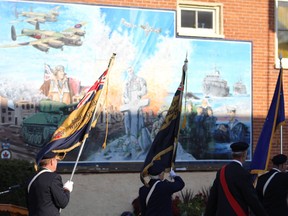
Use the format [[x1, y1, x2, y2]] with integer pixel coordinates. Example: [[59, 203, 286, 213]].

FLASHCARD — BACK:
[[13, 6, 60, 25], [1, 22, 86, 52]]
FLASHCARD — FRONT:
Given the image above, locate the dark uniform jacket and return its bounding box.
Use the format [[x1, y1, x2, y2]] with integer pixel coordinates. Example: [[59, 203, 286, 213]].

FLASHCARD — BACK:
[[205, 161, 268, 216], [27, 169, 70, 216], [256, 168, 288, 216], [139, 176, 185, 216]]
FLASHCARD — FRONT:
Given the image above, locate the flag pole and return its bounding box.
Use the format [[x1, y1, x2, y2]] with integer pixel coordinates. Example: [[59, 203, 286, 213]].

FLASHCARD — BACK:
[[171, 55, 188, 169], [69, 53, 116, 181], [279, 53, 283, 154]]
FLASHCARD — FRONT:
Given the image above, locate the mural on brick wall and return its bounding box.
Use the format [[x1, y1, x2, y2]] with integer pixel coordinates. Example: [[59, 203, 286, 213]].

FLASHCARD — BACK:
[[0, 0, 252, 168]]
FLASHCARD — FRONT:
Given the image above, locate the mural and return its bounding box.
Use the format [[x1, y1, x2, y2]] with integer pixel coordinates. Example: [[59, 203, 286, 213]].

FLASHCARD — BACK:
[[0, 1, 252, 168]]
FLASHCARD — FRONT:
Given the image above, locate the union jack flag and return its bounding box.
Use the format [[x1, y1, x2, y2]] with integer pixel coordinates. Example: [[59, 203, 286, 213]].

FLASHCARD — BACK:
[[36, 69, 109, 164], [77, 70, 107, 109]]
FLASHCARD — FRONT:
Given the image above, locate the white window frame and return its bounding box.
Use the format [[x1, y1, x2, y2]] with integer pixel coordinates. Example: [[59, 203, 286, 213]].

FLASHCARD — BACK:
[[177, 0, 224, 38], [275, 0, 288, 68]]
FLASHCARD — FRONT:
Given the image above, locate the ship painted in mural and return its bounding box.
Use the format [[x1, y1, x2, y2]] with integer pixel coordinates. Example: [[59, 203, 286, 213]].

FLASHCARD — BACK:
[[202, 68, 230, 97], [233, 80, 247, 95]]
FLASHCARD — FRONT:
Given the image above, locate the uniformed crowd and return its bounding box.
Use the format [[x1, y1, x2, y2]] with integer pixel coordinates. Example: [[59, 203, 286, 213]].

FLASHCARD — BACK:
[[204, 142, 288, 216], [25, 142, 288, 216]]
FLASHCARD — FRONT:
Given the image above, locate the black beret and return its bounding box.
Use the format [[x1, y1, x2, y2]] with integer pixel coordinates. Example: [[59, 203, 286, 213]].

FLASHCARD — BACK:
[[148, 161, 165, 176], [230, 142, 249, 152], [272, 154, 287, 165], [42, 151, 57, 160]]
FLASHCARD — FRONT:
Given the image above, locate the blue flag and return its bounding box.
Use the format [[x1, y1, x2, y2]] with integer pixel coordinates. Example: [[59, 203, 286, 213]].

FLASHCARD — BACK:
[[250, 67, 285, 174], [36, 68, 109, 165], [140, 57, 187, 184]]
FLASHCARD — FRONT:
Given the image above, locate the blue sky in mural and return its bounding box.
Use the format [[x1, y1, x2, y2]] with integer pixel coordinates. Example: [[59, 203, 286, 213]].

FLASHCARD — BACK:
[[0, 0, 251, 117], [0, 1, 175, 87], [189, 40, 251, 93]]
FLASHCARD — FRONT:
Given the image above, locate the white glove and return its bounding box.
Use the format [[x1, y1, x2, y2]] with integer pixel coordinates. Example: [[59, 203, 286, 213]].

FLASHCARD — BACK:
[[169, 170, 177, 179], [63, 180, 74, 192]]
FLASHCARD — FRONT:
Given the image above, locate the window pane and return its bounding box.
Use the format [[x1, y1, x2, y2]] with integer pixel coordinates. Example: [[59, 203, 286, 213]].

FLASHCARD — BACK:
[[278, 2, 288, 58], [198, 11, 213, 29], [181, 10, 196, 28]]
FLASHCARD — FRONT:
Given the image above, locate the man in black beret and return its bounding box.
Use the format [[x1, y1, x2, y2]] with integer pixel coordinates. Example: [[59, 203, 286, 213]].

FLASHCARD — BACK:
[[138, 160, 185, 216], [205, 142, 268, 216], [26, 151, 73, 216], [256, 154, 288, 216]]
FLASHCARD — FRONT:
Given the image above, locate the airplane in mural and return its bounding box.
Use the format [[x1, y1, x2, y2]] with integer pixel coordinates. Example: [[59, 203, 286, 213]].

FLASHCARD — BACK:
[[120, 18, 161, 36], [12, 6, 61, 25], [140, 23, 161, 36], [0, 22, 86, 52]]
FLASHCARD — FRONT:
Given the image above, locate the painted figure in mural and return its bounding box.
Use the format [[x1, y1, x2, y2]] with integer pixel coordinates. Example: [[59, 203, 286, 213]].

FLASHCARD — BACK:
[[48, 65, 71, 104], [204, 108, 217, 136], [199, 98, 212, 117], [120, 66, 151, 155], [150, 109, 168, 140], [185, 99, 216, 159], [213, 106, 248, 143], [40, 64, 81, 105]]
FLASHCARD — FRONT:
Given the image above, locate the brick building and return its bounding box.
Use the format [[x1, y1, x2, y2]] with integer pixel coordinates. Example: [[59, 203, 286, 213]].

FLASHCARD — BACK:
[[1, 1, 287, 215]]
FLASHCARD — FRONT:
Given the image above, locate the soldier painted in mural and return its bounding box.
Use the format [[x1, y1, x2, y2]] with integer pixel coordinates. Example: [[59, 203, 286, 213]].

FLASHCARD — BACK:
[[121, 66, 151, 155], [213, 106, 248, 143], [184, 99, 216, 158], [40, 64, 81, 105]]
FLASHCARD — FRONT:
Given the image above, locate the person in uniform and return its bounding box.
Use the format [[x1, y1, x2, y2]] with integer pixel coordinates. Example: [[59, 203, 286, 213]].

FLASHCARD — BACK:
[[256, 154, 288, 216], [26, 151, 73, 216], [138, 161, 185, 216], [205, 142, 268, 216]]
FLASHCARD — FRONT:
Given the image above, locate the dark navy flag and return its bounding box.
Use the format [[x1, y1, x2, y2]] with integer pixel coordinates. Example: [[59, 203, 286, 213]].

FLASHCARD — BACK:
[[36, 69, 109, 165], [140, 57, 187, 184], [250, 67, 285, 174]]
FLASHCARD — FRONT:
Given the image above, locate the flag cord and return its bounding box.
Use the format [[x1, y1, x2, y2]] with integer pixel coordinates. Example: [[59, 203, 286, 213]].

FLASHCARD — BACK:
[[69, 53, 116, 181], [102, 71, 110, 149]]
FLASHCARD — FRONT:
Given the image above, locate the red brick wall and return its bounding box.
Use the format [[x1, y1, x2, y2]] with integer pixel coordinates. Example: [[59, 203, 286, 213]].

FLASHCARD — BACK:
[[53, 0, 286, 168]]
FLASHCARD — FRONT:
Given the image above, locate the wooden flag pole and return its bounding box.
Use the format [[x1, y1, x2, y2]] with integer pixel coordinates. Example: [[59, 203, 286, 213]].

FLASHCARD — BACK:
[[280, 53, 283, 154], [69, 53, 116, 181]]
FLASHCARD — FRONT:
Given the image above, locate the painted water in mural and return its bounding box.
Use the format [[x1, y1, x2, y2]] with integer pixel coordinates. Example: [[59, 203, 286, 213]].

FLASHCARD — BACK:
[[0, 0, 252, 167]]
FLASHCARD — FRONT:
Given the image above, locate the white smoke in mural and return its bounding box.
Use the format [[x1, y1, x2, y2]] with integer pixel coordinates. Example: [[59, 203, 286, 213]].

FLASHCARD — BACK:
[[0, 76, 46, 102]]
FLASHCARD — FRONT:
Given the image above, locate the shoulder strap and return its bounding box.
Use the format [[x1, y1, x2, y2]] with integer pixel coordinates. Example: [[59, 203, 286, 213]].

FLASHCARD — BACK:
[[263, 172, 278, 196], [220, 165, 247, 216], [27, 169, 51, 193], [146, 180, 160, 206]]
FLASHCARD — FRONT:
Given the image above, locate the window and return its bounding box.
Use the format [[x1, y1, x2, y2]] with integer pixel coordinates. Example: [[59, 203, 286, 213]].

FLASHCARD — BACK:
[[177, 1, 224, 38], [276, 0, 288, 68]]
